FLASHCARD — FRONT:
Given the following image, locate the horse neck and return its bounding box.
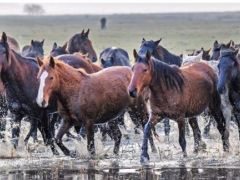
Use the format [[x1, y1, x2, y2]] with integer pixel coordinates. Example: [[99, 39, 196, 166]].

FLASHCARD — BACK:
[[2, 50, 37, 85], [56, 64, 86, 100]]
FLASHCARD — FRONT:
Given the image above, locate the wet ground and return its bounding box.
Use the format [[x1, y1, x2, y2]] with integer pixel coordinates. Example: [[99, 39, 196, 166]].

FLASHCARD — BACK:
[[0, 115, 240, 179]]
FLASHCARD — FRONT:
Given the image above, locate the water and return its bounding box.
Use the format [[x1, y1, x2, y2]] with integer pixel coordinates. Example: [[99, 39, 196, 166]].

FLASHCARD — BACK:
[[0, 114, 240, 179]]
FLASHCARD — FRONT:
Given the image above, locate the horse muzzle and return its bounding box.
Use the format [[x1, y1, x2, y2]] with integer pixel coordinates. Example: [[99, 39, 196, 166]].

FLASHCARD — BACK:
[[217, 85, 226, 94], [129, 88, 137, 98]]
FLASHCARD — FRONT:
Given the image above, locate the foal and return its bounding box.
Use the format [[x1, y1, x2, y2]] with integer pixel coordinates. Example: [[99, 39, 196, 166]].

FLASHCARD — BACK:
[[36, 56, 148, 156], [128, 50, 229, 163]]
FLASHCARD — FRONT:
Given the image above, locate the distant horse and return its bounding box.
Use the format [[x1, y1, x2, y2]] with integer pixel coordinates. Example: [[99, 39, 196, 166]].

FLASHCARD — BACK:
[[211, 40, 233, 60], [0, 35, 20, 52], [0, 32, 58, 154], [100, 47, 130, 68], [138, 38, 183, 136], [36, 56, 152, 156], [128, 50, 229, 163], [182, 51, 203, 65], [67, 29, 97, 62], [100, 17, 107, 29], [50, 42, 68, 57], [22, 39, 44, 58], [217, 47, 240, 139], [192, 48, 211, 61]]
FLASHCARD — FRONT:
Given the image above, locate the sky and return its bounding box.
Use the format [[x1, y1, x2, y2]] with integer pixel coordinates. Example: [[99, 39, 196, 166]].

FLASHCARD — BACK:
[[0, 3, 240, 15]]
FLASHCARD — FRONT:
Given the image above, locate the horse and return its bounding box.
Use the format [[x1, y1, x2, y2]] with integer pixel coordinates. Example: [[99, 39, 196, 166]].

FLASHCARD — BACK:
[[128, 50, 230, 163], [22, 39, 44, 58], [50, 42, 68, 57], [67, 29, 97, 62], [217, 47, 240, 139], [211, 40, 233, 60], [100, 47, 130, 68], [138, 38, 184, 136], [36, 56, 152, 157], [0, 32, 59, 154], [0, 35, 20, 52], [182, 51, 203, 65], [100, 17, 107, 29], [192, 48, 211, 61]]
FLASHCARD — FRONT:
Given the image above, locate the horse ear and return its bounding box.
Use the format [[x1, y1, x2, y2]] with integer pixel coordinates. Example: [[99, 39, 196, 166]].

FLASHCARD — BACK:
[[49, 56, 55, 68], [62, 42, 67, 50], [154, 38, 162, 46], [230, 40, 235, 47], [85, 29, 90, 37], [1, 32, 7, 44], [41, 39, 45, 46], [146, 50, 151, 61], [133, 49, 138, 60], [37, 57, 43, 67], [206, 48, 211, 54], [52, 42, 57, 50], [101, 58, 105, 64], [81, 29, 85, 36], [142, 38, 146, 43], [214, 40, 219, 47], [226, 40, 232, 48], [31, 40, 34, 45]]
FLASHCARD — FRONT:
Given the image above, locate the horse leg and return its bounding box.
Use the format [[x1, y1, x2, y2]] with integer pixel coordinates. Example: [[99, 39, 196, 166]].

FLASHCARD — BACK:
[[233, 111, 240, 140], [55, 120, 73, 156], [188, 117, 206, 153], [163, 118, 170, 136], [203, 118, 213, 137], [86, 122, 95, 157], [177, 118, 187, 157], [11, 113, 23, 149], [24, 119, 38, 144], [209, 95, 230, 152], [185, 119, 190, 136], [140, 113, 159, 163], [108, 120, 122, 155]]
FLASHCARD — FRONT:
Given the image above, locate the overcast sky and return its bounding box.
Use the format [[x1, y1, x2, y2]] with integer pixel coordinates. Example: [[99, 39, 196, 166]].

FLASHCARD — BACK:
[[0, 3, 240, 15]]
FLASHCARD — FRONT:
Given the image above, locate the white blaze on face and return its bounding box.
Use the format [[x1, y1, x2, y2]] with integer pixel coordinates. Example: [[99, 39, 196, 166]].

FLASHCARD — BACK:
[[36, 71, 48, 107]]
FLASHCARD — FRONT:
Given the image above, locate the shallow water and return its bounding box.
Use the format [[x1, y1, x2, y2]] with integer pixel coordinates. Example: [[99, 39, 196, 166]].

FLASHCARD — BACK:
[[1, 114, 240, 179]]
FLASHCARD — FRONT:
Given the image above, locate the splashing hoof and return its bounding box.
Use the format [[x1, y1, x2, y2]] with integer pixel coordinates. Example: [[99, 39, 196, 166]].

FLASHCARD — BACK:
[[52, 149, 60, 156], [70, 151, 77, 158], [183, 151, 187, 158], [151, 146, 157, 153], [200, 141, 207, 150], [140, 153, 150, 164]]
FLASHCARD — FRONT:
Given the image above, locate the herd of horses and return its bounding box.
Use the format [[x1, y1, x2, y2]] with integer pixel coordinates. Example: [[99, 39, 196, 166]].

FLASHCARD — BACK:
[[0, 29, 239, 164]]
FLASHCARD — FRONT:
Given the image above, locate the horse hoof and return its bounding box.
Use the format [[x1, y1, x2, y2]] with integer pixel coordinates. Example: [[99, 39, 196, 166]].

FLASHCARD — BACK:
[[200, 141, 207, 150], [151, 147, 157, 153], [70, 151, 77, 158], [140, 154, 150, 164], [183, 152, 187, 158], [53, 150, 60, 156]]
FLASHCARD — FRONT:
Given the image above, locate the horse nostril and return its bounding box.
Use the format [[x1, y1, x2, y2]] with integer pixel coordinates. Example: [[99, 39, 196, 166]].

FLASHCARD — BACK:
[[92, 57, 97, 62], [217, 86, 225, 94], [129, 89, 137, 98], [42, 99, 46, 107]]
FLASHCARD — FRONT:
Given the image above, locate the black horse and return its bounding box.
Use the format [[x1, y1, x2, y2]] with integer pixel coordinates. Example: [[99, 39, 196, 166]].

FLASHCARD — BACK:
[[22, 39, 44, 58], [217, 47, 240, 138], [0, 32, 59, 154], [100, 47, 130, 68]]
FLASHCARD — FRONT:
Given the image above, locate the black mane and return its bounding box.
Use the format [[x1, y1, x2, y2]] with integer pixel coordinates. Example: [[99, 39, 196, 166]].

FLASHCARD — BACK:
[[138, 57, 184, 92]]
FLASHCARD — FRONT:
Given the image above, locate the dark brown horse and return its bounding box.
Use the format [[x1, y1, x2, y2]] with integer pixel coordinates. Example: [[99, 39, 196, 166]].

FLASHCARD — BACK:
[[36, 56, 150, 157], [67, 29, 97, 62], [50, 42, 68, 57], [128, 50, 229, 163], [211, 40, 233, 60], [0, 32, 58, 154], [22, 39, 44, 58], [0, 35, 20, 52], [191, 47, 211, 61]]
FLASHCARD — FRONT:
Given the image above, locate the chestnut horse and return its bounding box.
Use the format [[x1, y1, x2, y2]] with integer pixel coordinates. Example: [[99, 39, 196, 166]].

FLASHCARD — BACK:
[[0, 32, 59, 154], [128, 50, 229, 163], [67, 29, 97, 62], [36, 56, 150, 157]]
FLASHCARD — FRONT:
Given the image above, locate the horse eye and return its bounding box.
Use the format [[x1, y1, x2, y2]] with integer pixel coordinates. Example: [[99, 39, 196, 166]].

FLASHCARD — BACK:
[[143, 69, 147, 72], [49, 77, 54, 80]]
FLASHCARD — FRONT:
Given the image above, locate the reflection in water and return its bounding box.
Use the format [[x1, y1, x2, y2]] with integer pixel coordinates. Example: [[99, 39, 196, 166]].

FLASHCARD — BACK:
[[1, 164, 240, 180]]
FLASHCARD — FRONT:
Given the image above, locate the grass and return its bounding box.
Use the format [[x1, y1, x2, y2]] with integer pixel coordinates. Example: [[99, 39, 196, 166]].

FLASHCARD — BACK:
[[0, 12, 240, 62]]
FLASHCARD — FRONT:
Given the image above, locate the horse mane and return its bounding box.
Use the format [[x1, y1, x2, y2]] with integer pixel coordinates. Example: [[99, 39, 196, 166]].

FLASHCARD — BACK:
[[155, 46, 182, 66], [150, 57, 184, 92]]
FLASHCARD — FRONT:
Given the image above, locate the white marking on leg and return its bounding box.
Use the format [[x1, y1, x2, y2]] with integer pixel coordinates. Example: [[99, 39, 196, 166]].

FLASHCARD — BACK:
[[36, 71, 48, 107]]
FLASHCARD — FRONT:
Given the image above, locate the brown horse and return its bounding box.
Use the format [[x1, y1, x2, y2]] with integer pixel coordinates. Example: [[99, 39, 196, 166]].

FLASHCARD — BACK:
[[67, 29, 97, 62], [36, 56, 149, 157], [128, 50, 230, 163], [0, 35, 20, 52]]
